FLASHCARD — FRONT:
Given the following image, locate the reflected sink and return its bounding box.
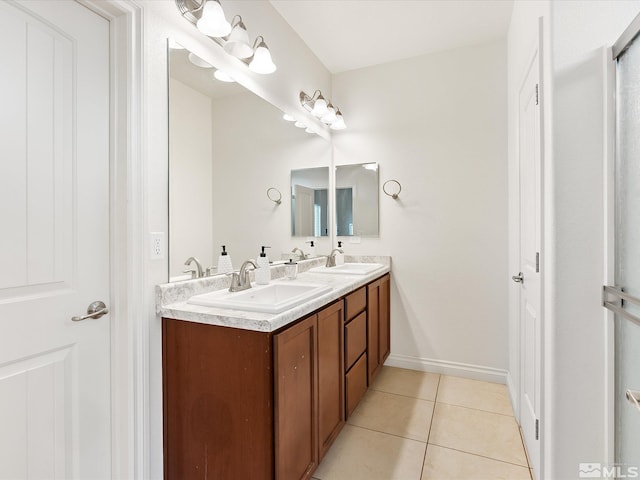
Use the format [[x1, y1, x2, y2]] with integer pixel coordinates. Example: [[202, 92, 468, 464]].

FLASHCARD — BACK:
[[187, 281, 332, 314], [309, 263, 385, 275]]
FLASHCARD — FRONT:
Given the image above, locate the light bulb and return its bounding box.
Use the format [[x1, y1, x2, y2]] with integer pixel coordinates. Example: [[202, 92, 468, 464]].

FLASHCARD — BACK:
[[214, 70, 235, 82], [330, 110, 346, 130], [223, 19, 253, 59], [311, 94, 328, 116], [249, 39, 276, 74], [321, 104, 337, 124], [188, 52, 212, 68], [283, 114, 295, 121], [196, 0, 231, 38]]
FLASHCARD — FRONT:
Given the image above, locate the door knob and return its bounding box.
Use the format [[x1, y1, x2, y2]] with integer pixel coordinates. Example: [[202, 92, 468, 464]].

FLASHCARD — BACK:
[[72, 301, 109, 322], [512, 272, 524, 283]]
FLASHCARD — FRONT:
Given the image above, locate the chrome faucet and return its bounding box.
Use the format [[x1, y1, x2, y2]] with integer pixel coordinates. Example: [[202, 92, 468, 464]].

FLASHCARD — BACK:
[[291, 247, 307, 260], [184, 256, 204, 278], [228, 259, 258, 292], [325, 248, 344, 268]]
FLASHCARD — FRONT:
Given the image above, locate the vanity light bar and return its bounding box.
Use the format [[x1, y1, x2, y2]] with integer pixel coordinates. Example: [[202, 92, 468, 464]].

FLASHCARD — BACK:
[[175, 0, 276, 75], [299, 90, 346, 130]]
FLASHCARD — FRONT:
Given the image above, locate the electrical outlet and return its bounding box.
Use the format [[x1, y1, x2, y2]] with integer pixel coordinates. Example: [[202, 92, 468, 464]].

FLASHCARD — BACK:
[[150, 232, 165, 260], [349, 236, 361, 244]]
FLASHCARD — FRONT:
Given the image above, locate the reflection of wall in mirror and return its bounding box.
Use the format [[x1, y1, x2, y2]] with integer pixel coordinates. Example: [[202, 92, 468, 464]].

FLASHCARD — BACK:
[[336, 164, 379, 236], [290, 167, 330, 237], [169, 78, 214, 279]]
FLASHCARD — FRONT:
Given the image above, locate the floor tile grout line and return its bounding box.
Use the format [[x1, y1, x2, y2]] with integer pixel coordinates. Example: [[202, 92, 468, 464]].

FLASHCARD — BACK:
[[420, 374, 442, 479], [434, 399, 516, 418], [347, 423, 428, 445], [369, 386, 437, 403], [518, 425, 533, 469], [427, 442, 530, 469]]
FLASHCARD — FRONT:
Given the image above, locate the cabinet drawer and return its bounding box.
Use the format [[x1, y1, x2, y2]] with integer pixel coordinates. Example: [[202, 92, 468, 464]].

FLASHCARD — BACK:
[[345, 353, 367, 418], [345, 287, 366, 321], [345, 312, 366, 371]]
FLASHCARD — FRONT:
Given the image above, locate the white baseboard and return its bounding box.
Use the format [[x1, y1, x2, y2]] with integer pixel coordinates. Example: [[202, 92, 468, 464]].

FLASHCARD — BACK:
[[385, 353, 509, 385]]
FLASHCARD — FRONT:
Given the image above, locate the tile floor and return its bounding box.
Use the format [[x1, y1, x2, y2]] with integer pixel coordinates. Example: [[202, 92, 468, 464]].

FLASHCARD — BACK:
[[313, 367, 532, 480]]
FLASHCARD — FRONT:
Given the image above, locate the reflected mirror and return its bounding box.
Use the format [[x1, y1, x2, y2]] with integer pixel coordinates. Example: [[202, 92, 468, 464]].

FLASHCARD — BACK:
[[168, 40, 331, 281], [291, 167, 330, 237], [335, 163, 379, 237]]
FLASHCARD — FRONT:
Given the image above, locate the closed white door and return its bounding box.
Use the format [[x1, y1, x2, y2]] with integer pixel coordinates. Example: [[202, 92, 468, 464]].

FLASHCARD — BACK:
[[0, 1, 111, 478], [294, 184, 315, 237], [515, 42, 542, 476]]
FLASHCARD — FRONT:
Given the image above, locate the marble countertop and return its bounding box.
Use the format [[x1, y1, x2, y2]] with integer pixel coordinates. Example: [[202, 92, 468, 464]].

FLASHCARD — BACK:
[[157, 255, 391, 333]]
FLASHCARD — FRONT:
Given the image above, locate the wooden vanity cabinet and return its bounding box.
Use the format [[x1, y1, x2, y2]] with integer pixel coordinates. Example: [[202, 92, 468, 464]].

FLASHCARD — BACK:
[[162, 273, 389, 480], [367, 274, 391, 383]]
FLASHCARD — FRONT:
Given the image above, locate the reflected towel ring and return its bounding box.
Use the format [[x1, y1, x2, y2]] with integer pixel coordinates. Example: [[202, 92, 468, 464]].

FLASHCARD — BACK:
[[383, 179, 402, 199], [267, 187, 282, 205]]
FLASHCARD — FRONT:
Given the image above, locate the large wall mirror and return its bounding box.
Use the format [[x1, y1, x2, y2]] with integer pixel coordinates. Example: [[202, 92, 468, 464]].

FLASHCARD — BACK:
[[168, 40, 331, 281], [335, 162, 379, 237]]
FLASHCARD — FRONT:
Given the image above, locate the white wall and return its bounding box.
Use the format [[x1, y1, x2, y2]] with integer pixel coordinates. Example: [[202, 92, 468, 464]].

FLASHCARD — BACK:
[[139, 1, 333, 477], [332, 40, 509, 380], [211, 91, 332, 264], [168, 78, 214, 279], [546, 2, 640, 478]]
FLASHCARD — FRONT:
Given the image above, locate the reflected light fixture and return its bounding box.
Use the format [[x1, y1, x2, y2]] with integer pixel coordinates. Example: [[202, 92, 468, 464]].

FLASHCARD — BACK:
[[213, 69, 235, 82], [224, 16, 253, 59], [188, 52, 213, 68], [300, 90, 346, 130], [249, 36, 277, 74], [283, 113, 296, 121], [294, 121, 307, 129]]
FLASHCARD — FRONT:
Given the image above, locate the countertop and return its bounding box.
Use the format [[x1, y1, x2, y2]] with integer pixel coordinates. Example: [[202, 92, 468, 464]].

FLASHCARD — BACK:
[[156, 255, 391, 333]]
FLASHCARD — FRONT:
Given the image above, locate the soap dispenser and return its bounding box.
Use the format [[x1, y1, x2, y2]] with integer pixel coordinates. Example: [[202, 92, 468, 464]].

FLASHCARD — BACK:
[[335, 241, 345, 266], [217, 245, 233, 274], [306, 240, 316, 258], [255, 246, 271, 285]]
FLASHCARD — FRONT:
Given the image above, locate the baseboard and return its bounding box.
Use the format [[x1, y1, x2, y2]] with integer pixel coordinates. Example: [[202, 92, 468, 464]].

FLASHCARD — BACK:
[[385, 353, 509, 385]]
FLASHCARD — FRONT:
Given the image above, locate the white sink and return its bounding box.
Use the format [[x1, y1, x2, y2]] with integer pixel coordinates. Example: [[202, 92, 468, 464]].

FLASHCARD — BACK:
[[309, 263, 385, 275], [187, 281, 332, 314]]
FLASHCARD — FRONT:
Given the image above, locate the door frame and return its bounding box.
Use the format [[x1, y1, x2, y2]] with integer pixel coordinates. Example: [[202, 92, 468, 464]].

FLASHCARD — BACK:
[[602, 44, 616, 466], [76, 1, 146, 478]]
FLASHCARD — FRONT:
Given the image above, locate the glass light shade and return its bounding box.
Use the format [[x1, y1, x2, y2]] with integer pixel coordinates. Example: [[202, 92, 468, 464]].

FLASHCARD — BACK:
[[223, 22, 253, 59], [311, 95, 328, 116], [283, 114, 295, 121], [196, 0, 231, 37], [249, 41, 276, 74], [330, 111, 346, 130], [294, 121, 306, 128], [305, 127, 314, 133], [321, 105, 337, 124], [214, 70, 235, 82], [188, 52, 213, 68]]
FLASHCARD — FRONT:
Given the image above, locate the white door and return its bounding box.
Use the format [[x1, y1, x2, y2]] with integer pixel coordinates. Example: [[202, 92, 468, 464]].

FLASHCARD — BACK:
[[294, 184, 315, 237], [0, 1, 111, 478], [515, 43, 542, 476]]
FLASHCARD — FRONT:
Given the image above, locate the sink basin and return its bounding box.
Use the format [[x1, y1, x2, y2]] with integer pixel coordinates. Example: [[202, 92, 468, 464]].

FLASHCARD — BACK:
[[187, 281, 332, 314], [309, 263, 385, 275]]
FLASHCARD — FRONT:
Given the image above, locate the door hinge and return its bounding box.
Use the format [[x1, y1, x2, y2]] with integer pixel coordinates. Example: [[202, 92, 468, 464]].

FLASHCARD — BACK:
[[535, 419, 540, 440], [535, 84, 539, 105], [536, 252, 540, 273]]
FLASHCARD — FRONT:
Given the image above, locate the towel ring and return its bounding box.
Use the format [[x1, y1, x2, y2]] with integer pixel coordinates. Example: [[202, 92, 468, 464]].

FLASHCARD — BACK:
[[383, 179, 402, 199], [267, 187, 282, 205]]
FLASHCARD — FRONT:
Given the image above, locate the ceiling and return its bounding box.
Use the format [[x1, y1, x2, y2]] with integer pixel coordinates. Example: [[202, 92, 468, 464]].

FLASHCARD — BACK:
[[269, 0, 514, 74]]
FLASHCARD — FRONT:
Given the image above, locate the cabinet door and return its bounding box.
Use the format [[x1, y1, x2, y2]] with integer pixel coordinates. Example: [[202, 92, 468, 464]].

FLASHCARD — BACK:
[[274, 315, 318, 480], [317, 301, 345, 461]]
